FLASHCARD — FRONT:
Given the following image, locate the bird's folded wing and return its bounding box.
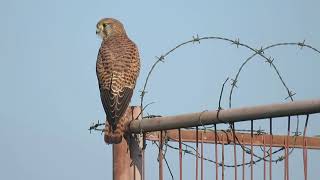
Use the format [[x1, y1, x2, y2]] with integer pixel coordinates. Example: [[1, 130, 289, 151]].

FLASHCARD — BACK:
[[100, 87, 133, 129]]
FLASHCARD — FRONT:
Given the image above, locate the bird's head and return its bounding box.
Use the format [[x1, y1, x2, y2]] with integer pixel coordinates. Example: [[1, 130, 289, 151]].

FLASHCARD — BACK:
[[96, 18, 126, 39]]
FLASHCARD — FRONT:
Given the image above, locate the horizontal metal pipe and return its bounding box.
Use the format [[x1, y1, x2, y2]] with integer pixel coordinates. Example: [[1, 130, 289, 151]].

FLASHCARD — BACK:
[[145, 130, 320, 149], [129, 99, 320, 133]]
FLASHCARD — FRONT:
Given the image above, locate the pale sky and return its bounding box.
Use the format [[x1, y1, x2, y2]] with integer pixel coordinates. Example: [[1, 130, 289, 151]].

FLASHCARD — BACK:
[[1, 0, 320, 179]]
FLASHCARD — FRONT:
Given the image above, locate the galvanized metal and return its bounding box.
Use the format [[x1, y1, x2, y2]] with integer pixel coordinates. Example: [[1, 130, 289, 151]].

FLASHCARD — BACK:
[[129, 99, 320, 133]]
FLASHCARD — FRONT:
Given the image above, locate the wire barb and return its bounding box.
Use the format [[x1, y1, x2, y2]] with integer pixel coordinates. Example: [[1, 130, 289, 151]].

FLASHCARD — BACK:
[[265, 56, 274, 66], [298, 39, 306, 49], [192, 34, 201, 44], [231, 38, 240, 48], [156, 55, 165, 62], [89, 34, 320, 176], [231, 79, 238, 88]]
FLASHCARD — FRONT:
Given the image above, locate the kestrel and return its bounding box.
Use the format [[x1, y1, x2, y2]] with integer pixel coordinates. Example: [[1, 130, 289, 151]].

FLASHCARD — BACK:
[[96, 18, 140, 144]]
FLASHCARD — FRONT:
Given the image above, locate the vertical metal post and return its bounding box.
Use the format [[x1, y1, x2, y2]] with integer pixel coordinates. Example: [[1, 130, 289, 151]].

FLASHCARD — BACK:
[[303, 139, 308, 180], [232, 123, 238, 180], [179, 129, 182, 180], [284, 138, 287, 180], [159, 131, 163, 180], [242, 136, 245, 180], [303, 115, 309, 180], [263, 136, 266, 180], [112, 106, 142, 180], [222, 134, 225, 180], [214, 124, 219, 180], [201, 132, 204, 180], [286, 116, 290, 180], [196, 126, 199, 180], [269, 118, 273, 180], [250, 120, 253, 180]]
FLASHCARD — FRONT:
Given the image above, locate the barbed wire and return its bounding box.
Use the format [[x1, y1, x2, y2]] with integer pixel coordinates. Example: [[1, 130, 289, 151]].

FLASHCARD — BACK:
[[88, 34, 319, 173], [229, 41, 320, 109], [225, 41, 319, 160], [135, 35, 319, 171], [88, 120, 105, 133], [89, 36, 319, 134], [226, 41, 319, 165], [139, 36, 320, 115]]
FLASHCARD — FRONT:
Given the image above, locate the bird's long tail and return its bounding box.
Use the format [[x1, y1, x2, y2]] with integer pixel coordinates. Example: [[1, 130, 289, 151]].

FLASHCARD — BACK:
[[104, 121, 124, 144]]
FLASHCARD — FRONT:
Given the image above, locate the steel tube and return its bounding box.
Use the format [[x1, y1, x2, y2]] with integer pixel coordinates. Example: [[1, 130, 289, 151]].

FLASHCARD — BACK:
[[129, 99, 320, 133]]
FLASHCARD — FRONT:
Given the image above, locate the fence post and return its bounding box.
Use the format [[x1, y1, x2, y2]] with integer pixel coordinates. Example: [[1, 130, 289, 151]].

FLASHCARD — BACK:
[[110, 106, 143, 180]]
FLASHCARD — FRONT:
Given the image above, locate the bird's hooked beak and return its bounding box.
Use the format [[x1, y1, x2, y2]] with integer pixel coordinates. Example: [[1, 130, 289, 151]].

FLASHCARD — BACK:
[[96, 23, 103, 35], [96, 27, 104, 39]]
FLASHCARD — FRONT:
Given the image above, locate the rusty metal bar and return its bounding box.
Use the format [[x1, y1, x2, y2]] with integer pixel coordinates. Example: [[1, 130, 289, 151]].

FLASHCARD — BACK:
[[233, 141, 238, 180], [303, 115, 309, 180], [232, 124, 238, 180], [201, 132, 204, 180], [269, 118, 273, 180], [221, 134, 225, 180], [179, 129, 182, 180], [270, 136, 273, 180], [250, 120, 253, 180], [159, 131, 163, 180], [196, 126, 198, 180], [112, 107, 142, 180], [141, 146, 145, 180], [303, 139, 308, 180], [284, 138, 287, 180], [214, 125, 218, 180], [286, 137, 289, 180], [263, 136, 266, 180], [145, 130, 320, 149], [113, 141, 133, 180], [129, 99, 320, 133], [286, 116, 290, 180], [242, 136, 245, 180]]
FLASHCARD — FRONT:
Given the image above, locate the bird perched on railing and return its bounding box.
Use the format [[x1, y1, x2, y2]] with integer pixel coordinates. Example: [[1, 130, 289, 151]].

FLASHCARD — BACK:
[[96, 18, 140, 144]]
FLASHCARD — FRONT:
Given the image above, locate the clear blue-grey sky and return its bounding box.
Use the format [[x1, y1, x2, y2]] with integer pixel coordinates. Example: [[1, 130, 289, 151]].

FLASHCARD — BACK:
[[1, 0, 320, 179]]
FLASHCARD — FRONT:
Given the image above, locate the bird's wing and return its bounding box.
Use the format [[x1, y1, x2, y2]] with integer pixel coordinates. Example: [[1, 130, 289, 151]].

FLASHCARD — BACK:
[[96, 38, 139, 130], [100, 87, 133, 130]]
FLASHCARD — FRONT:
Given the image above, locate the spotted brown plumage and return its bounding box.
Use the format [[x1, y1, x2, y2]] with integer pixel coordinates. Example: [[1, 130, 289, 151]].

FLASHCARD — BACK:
[[96, 18, 140, 144]]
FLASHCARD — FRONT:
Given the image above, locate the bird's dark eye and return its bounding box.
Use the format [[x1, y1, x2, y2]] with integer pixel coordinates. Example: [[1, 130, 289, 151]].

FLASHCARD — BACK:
[[103, 23, 107, 27]]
